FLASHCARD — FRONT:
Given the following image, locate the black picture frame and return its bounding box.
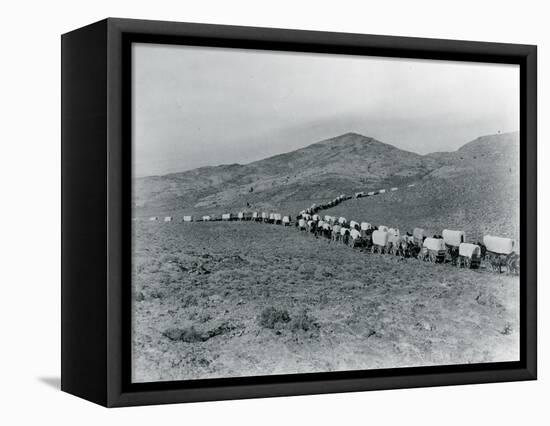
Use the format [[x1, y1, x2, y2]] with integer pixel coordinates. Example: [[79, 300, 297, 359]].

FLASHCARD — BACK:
[[61, 17, 537, 407]]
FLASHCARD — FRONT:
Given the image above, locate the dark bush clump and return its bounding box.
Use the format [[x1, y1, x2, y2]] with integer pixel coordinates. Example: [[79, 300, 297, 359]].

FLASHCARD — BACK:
[[290, 309, 318, 332], [259, 307, 291, 329], [163, 326, 205, 343]]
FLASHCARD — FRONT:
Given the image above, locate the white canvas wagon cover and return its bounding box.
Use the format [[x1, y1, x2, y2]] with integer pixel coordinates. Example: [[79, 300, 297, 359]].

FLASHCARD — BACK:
[[423, 238, 446, 251], [361, 222, 372, 230], [164, 216, 173, 222], [372, 230, 389, 246], [459, 243, 481, 258], [261, 212, 269, 219], [442, 229, 465, 247], [367, 191, 375, 196], [252, 212, 259, 218], [349, 220, 359, 229], [340, 227, 350, 236], [379, 189, 386, 193], [222, 213, 232, 220], [202, 215, 211, 221], [378, 225, 389, 232], [391, 187, 398, 191], [413, 227, 425, 241], [298, 219, 306, 228], [338, 217, 347, 224], [282, 216, 290, 223], [483, 235, 515, 255], [313, 214, 320, 221]]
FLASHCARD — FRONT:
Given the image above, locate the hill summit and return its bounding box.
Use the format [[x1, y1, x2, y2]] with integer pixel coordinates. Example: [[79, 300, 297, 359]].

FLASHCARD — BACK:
[[133, 131, 518, 218]]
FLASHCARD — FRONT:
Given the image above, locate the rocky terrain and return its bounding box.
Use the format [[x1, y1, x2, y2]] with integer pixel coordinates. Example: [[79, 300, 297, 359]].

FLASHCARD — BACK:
[[132, 221, 519, 383]]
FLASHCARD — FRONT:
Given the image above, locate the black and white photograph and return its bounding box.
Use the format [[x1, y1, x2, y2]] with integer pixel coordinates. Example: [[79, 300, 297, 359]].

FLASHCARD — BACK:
[[131, 42, 521, 383]]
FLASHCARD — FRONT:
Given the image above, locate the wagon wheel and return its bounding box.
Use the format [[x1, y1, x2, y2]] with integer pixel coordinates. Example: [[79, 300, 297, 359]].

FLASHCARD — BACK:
[[464, 257, 471, 269], [428, 252, 437, 263]]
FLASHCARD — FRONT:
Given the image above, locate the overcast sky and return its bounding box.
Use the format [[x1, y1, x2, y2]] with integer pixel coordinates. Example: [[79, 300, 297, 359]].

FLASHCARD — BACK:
[[132, 43, 519, 177]]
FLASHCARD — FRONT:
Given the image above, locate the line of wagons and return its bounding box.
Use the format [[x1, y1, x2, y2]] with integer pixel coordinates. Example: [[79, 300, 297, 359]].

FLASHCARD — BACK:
[[295, 213, 519, 274], [162, 212, 295, 225]]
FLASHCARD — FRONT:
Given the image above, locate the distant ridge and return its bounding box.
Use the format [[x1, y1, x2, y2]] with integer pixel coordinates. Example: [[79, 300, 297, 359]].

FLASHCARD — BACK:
[[134, 131, 519, 220]]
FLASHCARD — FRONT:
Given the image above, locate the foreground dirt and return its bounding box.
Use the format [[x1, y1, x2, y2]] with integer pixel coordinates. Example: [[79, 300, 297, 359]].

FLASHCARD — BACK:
[[132, 221, 519, 383]]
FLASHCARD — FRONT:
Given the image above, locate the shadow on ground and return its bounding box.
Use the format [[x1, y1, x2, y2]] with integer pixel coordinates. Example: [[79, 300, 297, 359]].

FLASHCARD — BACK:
[[38, 377, 60, 390]]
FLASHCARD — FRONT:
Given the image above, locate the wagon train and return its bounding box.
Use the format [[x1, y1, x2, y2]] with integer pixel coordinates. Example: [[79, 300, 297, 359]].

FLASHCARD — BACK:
[[155, 189, 518, 275]]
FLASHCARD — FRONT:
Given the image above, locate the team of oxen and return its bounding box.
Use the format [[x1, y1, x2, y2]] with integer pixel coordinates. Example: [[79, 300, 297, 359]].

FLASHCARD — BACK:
[[154, 190, 520, 275]]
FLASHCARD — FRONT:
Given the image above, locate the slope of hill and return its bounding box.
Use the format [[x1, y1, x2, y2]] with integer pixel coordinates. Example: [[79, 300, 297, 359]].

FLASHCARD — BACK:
[[134, 132, 439, 216], [328, 131, 520, 241]]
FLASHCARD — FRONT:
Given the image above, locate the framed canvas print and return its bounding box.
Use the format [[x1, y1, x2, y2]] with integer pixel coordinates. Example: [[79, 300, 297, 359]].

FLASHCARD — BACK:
[[61, 18, 537, 407]]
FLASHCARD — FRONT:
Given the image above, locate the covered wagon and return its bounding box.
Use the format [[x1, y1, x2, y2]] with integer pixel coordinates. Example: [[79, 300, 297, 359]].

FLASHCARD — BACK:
[[371, 230, 389, 253], [349, 220, 360, 230], [379, 189, 386, 194], [164, 216, 173, 222], [378, 225, 389, 232], [355, 191, 365, 198], [148, 216, 158, 222], [458, 243, 481, 269], [183, 215, 193, 222], [282, 215, 291, 226], [202, 215, 211, 222], [338, 217, 347, 225], [483, 235, 517, 273], [413, 227, 425, 246], [483, 235, 515, 255], [298, 218, 307, 231], [349, 228, 363, 247], [387, 229, 401, 254], [367, 191, 376, 196], [422, 238, 446, 263], [390, 187, 398, 191], [222, 213, 233, 221]]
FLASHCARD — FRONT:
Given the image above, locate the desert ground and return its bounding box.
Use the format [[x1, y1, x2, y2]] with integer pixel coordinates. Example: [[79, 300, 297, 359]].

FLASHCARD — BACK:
[[132, 220, 519, 383]]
